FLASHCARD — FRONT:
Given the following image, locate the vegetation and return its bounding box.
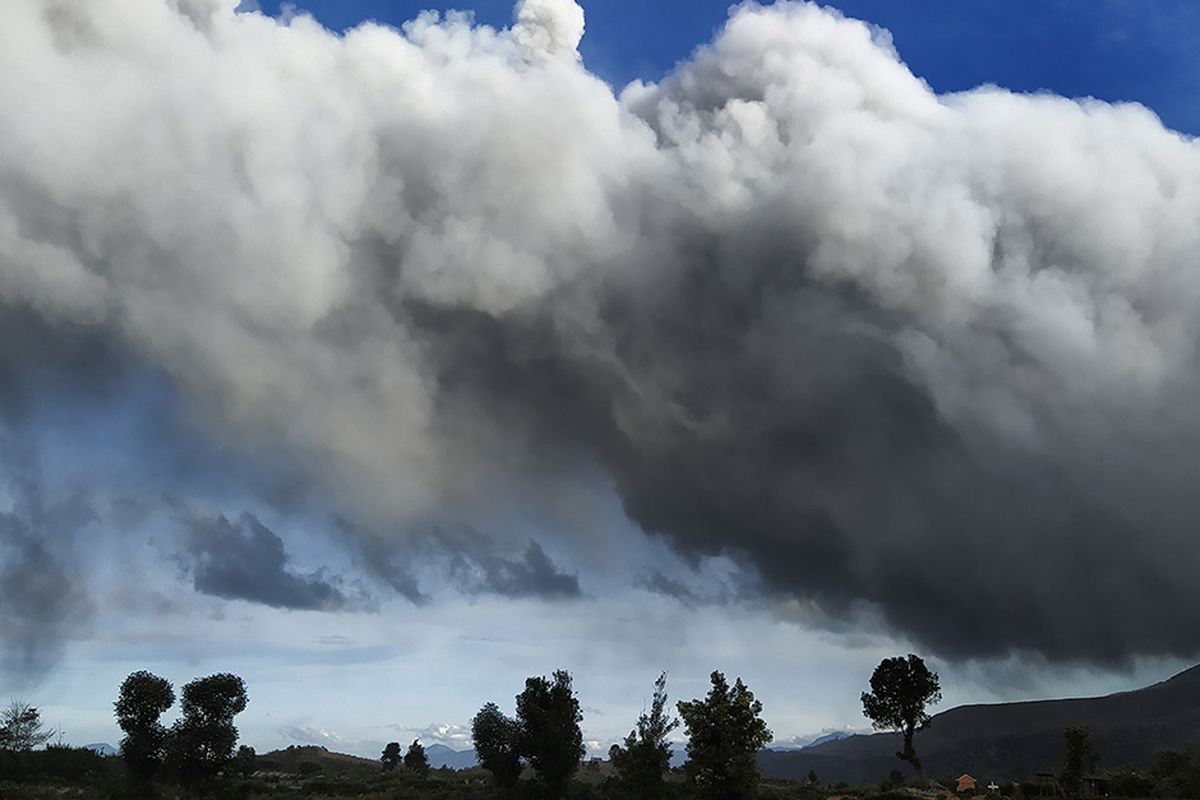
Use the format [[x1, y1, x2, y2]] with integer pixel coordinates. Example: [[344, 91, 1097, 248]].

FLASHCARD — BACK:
[[607, 672, 679, 800], [677, 670, 773, 800], [860, 654, 942, 781], [10, 656, 1200, 799], [115, 670, 175, 781], [0, 701, 55, 752], [472, 702, 523, 798]]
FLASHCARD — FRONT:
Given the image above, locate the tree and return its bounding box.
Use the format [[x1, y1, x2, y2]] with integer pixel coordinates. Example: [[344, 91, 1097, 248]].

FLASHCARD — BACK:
[[516, 669, 584, 800], [234, 744, 256, 778], [0, 700, 54, 751], [676, 671, 773, 800], [404, 739, 430, 776], [472, 702, 523, 799], [860, 654, 941, 782], [1058, 725, 1097, 799], [609, 672, 679, 800], [114, 671, 175, 781], [381, 741, 403, 772], [165, 673, 248, 787]]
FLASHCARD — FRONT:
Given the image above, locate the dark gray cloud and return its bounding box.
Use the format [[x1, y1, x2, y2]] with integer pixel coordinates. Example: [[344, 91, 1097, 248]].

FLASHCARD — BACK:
[[0, 449, 92, 685], [1, 0, 1199, 666], [440, 534, 581, 600], [183, 512, 366, 612]]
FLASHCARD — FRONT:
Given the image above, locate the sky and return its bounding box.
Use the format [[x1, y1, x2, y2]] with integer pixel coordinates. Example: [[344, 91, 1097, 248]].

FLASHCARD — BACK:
[[1, 0, 1200, 760]]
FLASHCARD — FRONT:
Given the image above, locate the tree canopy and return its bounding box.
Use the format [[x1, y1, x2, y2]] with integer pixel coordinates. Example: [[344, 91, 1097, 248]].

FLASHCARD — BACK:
[[166, 673, 248, 787], [0, 701, 54, 752], [471, 702, 523, 798], [404, 739, 430, 776], [677, 671, 772, 800], [861, 654, 941, 781], [516, 669, 584, 799], [115, 670, 175, 781], [609, 672, 679, 800]]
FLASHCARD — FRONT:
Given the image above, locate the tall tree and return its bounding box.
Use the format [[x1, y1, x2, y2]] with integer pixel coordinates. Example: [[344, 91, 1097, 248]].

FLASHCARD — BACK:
[[1059, 725, 1098, 799], [165, 673, 248, 787], [114, 671, 175, 781], [860, 654, 942, 782], [516, 670, 584, 800], [609, 672, 679, 800], [472, 702, 523, 799], [381, 741, 403, 772], [404, 739, 430, 776], [677, 671, 772, 800], [0, 700, 54, 751]]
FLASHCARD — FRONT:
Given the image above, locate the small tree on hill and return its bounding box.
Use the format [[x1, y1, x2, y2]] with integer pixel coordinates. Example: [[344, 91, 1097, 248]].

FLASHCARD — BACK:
[[516, 669, 584, 800], [472, 702, 523, 799], [677, 671, 773, 800], [165, 673, 248, 787], [861, 654, 941, 782], [381, 741, 403, 772], [405, 739, 430, 776], [115, 671, 175, 781], [609, 672, 679, 800]]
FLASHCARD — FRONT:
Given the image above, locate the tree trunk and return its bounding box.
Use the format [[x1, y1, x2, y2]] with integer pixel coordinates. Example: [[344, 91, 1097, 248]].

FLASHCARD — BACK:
[[896, 727, 925, 783]]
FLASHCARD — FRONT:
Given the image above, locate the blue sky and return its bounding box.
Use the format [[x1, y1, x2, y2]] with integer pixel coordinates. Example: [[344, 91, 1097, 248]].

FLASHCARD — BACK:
[[253, 0, 1200, 134], [4, 0, 1200, 762]]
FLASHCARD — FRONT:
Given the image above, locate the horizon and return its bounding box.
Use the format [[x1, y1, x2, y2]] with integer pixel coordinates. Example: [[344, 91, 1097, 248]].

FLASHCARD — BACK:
[[3, 0, 1200, 763]]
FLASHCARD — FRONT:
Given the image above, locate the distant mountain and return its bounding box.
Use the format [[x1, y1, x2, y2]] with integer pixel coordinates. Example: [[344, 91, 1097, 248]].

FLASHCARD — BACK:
[[760, 664, 1200, 784], [424, 743, 478, 770], [803, 731, 852, 749], [83, 743, 117, 757]]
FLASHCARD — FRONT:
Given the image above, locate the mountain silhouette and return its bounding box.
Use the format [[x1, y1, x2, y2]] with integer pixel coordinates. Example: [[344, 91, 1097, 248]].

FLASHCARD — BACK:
[[760, 665, 1200, 783]]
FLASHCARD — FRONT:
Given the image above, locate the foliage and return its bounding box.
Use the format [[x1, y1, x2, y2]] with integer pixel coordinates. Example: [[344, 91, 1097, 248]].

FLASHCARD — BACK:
[[860, 654, 941, 781], [608, 672, 680, 800], [472, 702, 523, 798], [516, 669, 584, 799], [404, 739, 430, 776], [676, 671, 772, 800], [114, 671, 175, 781], [1058, 725, 1097, 798], [382, 741, 403, 772], [164, 673, 248, 787], [1107, 765, 1154, 797], [234, 744, 256, 777], [0, 701, 55, 752]]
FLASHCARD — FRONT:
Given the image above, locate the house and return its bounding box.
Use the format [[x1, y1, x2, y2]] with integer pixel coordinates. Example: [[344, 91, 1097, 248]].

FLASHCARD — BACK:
[[957, 774, 978, 793]]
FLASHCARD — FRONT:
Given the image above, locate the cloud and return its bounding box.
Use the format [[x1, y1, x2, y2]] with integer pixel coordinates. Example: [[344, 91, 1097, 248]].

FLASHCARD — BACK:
[[1, 0, 1199, 664], [442, 536, 581, 600], [0, 448, 93, 685], [183, 512, 366, 611]]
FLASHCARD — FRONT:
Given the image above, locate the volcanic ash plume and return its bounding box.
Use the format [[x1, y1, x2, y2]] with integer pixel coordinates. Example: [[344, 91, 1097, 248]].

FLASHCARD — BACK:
[[1, 0, 1199, 662]]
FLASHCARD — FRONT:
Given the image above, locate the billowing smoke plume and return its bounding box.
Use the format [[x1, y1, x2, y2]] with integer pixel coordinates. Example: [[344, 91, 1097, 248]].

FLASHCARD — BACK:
[[2, 0, 1200, 663]]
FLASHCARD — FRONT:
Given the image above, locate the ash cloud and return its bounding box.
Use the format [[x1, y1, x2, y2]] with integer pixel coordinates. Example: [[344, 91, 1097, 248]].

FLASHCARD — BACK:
[[1, 0, 1200, 663], [184, 512, 365, 611]]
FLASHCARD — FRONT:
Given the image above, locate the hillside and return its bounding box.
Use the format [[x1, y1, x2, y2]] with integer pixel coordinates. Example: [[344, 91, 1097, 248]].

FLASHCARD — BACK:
[[760, 664, 1200, 784]]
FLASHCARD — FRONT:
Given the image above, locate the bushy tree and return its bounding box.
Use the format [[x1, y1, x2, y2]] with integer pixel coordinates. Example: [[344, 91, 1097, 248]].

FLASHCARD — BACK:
[[165, 673, 248, 787], [516, 670, 584, 800], [114, 671, 175, 781], [1058, 725, 1097, 798], [609, 672, 679, 800], [234, 744, 256, 778], [405, 739, 430, 776], [677, 671, 772, 800], [381, 741, 403, 772], [861, 654, 941, 781], [0, 700, 54, 751], [472, 702, 523, 799]]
